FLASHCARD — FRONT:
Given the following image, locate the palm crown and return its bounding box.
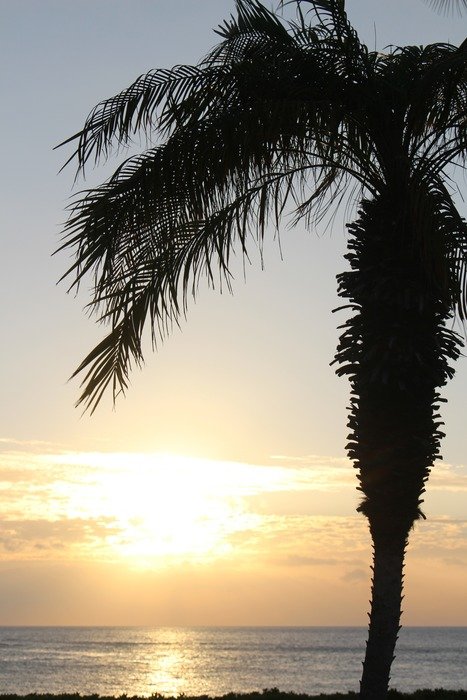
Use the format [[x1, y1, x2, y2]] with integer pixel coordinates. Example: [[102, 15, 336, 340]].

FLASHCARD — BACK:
[[59, 0, 467, 413]]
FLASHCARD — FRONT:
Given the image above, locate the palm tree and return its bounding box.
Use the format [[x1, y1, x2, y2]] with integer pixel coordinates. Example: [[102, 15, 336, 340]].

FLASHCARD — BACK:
[[58, 1, 467, 697]]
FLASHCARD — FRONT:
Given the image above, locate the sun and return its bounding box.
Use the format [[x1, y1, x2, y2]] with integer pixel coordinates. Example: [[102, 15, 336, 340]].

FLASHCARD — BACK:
[[48, 452, 277, 567], [101, 455, 248, 564]]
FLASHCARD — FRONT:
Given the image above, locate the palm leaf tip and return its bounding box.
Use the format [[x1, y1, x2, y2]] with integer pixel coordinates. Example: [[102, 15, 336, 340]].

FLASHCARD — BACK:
[[70, 310, 146, 414]]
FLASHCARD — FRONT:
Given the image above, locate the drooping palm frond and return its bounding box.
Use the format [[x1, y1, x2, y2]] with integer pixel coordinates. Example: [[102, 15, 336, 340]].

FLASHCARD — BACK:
[[403, 41, 467, 148], [58, 1, 378, 411], [59, 0, 467, 413], [405, 172, 467, 315], [372, 42, 467, 320], [66, 172, 308, 412], [60, 126, 358, 413]]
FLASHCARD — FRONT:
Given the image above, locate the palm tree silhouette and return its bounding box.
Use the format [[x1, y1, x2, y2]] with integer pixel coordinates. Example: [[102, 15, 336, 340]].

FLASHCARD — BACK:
[[58, 1, 467, 697]]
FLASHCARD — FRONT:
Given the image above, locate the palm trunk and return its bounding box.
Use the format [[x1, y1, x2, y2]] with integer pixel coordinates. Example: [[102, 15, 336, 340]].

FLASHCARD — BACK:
[[334, 193, 461, 699], [360, 531, 407, 699]]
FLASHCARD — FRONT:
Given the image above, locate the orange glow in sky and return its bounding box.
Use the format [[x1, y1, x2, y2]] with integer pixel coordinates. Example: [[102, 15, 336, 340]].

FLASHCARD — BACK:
[[1, 443, 466, 625], [1, 0, 467, 628]]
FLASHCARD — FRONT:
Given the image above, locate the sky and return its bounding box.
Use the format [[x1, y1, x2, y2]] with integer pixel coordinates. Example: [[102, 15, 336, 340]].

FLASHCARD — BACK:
[[0, 0, 466, 626]]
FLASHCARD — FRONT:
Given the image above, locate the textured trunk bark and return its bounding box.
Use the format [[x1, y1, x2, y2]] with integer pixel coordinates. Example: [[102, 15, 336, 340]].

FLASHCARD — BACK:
[[334, 191, 461, 699], [359, 532, 407, 699]]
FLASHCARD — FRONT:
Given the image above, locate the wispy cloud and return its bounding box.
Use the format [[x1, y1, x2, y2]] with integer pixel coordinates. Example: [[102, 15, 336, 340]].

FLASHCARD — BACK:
[[428, 462, 467, 492], [408, 517, 467, 566], [0, 517, 122, 561], [0, 437, 65, 451], [270, 454, 354, 489], [1, 446, 466, 580]]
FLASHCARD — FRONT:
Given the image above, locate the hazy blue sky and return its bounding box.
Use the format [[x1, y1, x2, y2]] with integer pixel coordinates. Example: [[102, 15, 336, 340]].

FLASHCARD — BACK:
[[0, 1, 466, 625], [1, 0, 466, 459]]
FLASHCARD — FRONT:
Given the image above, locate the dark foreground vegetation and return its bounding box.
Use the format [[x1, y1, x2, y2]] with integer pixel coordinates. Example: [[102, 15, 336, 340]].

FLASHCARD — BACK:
[[2, 689, 467, 700]]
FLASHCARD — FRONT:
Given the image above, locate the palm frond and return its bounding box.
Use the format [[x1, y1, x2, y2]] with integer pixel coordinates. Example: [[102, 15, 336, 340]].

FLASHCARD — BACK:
[[405, 40, 467, 144], [216, 0, 291, 42], [56, 64, 232, 175], [69, 165, 326, 413], [408, 171, 467, 319], [58, 0, 467, 411]]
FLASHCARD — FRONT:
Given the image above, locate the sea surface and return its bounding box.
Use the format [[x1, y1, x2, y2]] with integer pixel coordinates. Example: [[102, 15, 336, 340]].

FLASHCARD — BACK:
[[0, 626, 465, 696]]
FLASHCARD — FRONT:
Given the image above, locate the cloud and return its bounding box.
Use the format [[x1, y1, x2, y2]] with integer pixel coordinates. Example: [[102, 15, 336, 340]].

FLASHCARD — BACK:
[[269, 454, 355, 490], [341, 568, 367, 582], [1, 446, 466, 581], [407, 517, 467, 566], [270, 454, 350, 467], [427, 462, 467, 493], [271, 554, 364, 568], [225, 514, 371, 570], [0, 437, 64, 452], [278, 555, 341, 566], [271, 453, 467, 491], [0, 516, 123, 561]]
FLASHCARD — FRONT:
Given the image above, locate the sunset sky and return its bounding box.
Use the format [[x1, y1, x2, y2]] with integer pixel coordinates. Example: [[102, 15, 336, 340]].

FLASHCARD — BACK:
[[1, 0, 466, 626]]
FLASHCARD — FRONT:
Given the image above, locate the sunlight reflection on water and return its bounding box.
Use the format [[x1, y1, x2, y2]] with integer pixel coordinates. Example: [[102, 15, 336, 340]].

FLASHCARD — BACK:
[[0, 626, 465, 695]]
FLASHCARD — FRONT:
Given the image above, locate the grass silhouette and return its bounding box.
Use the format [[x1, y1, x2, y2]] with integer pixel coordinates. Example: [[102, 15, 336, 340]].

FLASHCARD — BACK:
[[2, 689, 467, 699]]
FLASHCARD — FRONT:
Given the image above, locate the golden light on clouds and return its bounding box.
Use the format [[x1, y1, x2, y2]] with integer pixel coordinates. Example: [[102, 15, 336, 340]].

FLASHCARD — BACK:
[[4, 448, 348, 567], [1, 440, 467, 625], [47, 452, 269, 566]]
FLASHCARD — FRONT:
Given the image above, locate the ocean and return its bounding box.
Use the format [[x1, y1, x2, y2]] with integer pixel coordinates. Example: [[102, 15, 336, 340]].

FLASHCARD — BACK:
[[0, 626, 465, 696]]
